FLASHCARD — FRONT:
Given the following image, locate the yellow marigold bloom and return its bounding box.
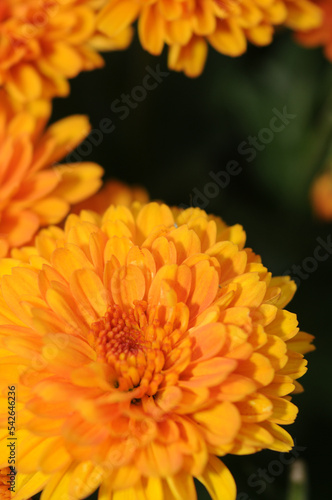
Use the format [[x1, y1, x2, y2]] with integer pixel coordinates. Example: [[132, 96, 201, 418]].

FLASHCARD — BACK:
[[0, 0, 132, 102], [97, 0, 322, 77], [296, 0, 332, 60], [73, 179, 150, 214], [0, 203, 313, 500], [311, 169, 332, 220], [0, 90, 103, 258]]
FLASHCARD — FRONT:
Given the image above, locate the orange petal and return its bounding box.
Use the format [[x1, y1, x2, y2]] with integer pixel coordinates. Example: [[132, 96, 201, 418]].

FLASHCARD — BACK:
[[102, 205, 136, 237], [104, 237, 133, 266], [286, 331, 315, 354], [237, 422, 274, 448], [51, 245, 93, 282], [267, 276, 296, 308], [148, 264, 191, 306], [181, 357, 237, 388], [237, 353, 274, 387], [7, 64, 43, 102], [136, 441, 183, 476], [138, 5, 165, 55], [194, 402, 241, 447], [45, 282, 87, 335], [190, 323, 226, 362], [187, 259, 219, 318], [111, 264, 146, 309], [69, 462, 105, 499], [52, 163, 103, 204], [196, 456, 236, 500], [47, 42, 83, 77], [230, 273, 266, 308], [136, 203, 174, 243], [269, 397, 298, 424], [70, 268, 108, 320], [260, 421, 294, 452], [14, 471, 49, 500], [265, 309, 299, 341], [166, 472, 197, 500], [98, 0, 140, 38], [209, 19, 247, 56], [0, 210, 39, 248], [236, 393, 273, 423], [150, 236, 177, 269], [218, 374, 257, 402], [278, 351, 307, 379], [38, 115, 90, 165]]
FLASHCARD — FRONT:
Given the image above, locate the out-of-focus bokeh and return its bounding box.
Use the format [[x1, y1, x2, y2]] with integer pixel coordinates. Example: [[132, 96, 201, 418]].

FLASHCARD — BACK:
[[48, 29, 332, 500]]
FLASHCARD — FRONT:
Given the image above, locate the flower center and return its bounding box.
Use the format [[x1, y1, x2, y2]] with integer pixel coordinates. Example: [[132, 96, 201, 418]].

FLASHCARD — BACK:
[[91, 302, 167, 396]]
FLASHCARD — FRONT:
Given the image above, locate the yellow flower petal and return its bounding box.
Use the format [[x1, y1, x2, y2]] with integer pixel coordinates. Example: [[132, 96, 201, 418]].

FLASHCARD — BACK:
[[111, 265, 146, 309], [53, 164, 104, 205], [7, 64, 43, 102], [137, 202, 174, 242], [40, 115, 90, 165], [197, 456, 236, 500], [98, 0, 140, 38], [14, 471, 50, 500], [209, 19, 247, 56], [139, 5, 165, 55]]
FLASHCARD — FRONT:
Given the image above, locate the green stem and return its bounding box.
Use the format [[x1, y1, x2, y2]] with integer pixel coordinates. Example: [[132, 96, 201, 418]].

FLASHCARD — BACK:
[[286, 460, 309, 500]]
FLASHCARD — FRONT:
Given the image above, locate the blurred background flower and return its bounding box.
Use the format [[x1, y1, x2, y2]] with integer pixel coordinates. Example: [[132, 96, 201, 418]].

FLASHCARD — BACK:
[[97, 0, 322, 76], [0, 0, 131, 102], [296, 0, 332, 61], [0, 90, 103, 257], [73, 178, 149, 214], [310, 168, 332, 221]]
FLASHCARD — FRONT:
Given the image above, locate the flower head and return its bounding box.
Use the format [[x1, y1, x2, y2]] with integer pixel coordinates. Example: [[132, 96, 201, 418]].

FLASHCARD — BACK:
[[97, 0, 322, 77], [0, 203, 313, 499], [0, 0, 132, 102], [310, 169, 332, 220], [0, 90, 103, 257], [296, 0, 332, 61]]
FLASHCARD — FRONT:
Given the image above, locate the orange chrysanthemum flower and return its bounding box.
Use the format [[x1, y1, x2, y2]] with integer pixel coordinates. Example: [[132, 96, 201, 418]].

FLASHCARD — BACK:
[[97, 0, 322, 77], [310, 169, 332, 220], [73, 179, 149, 214], [296, 0, 332, 60], [0, 90, 103, 258], [0, 0, 132, 102], [0, 203, 313, 500]]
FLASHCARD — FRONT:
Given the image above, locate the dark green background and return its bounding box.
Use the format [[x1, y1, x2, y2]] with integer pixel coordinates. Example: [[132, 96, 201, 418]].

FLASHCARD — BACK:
[[36, 29, 332, 500]]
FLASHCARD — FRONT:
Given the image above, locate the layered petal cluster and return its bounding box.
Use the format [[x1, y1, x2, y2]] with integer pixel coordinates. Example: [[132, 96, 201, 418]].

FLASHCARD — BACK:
[[310, 169, 332, 220], [0, 203, 313, 500], [0, 90, 103, 257], [98, 0, 322, 77], [296, 0, 332, 60], [0, 0, 132, 102]]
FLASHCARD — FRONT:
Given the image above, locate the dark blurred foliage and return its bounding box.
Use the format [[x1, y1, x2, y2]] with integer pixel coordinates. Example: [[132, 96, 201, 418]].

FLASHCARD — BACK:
[[33, 28, 332, 500]]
